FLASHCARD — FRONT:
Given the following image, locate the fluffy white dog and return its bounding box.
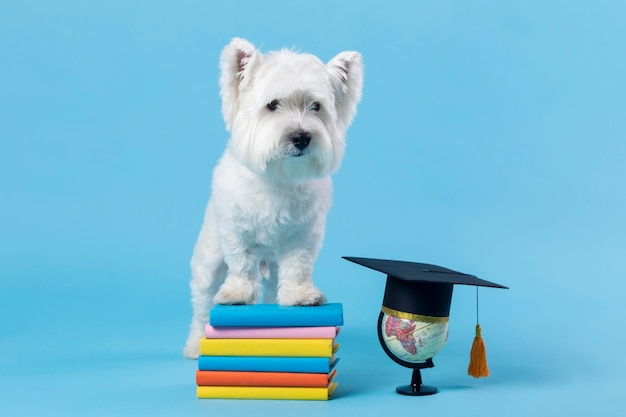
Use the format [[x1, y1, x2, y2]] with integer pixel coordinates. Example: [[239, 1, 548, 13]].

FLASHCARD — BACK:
[[183, 38, 363, 359]]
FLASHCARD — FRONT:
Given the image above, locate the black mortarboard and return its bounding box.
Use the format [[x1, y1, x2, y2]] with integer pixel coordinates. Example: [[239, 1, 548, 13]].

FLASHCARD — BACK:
[[342, 256, 508, 320]]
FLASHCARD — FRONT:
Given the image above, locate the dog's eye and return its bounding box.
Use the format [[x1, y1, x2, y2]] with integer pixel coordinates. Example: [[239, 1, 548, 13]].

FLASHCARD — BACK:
[[312, 101, 321, 112], [267, 100, 279, 111]]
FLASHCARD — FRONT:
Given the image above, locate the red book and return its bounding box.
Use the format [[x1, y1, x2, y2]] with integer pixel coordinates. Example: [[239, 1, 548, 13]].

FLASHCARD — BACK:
[[196, 369, 337, 388]]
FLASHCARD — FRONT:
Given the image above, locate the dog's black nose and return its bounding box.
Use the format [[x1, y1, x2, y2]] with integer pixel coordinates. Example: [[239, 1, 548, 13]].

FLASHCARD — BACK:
[[291, 131, 311, 151]]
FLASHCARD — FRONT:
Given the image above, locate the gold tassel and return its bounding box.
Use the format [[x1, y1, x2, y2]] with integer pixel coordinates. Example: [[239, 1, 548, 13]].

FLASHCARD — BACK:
[[468, 324, 490, 378]]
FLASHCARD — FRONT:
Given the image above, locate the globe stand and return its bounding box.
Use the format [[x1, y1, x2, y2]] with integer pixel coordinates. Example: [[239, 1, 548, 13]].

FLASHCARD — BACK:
[[395, 359, 438, 396]]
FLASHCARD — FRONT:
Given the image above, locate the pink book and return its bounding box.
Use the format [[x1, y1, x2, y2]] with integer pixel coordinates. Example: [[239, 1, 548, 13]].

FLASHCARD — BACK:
[[204, 325, 340, 339]]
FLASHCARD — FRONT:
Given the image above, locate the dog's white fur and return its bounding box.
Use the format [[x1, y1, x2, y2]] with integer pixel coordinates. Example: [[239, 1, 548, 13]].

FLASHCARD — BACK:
[[183, 38, 363, 359]]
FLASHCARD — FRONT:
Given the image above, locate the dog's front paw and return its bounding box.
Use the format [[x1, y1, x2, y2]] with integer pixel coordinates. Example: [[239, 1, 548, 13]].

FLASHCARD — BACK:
[[214, 275, 261, 305], [277, 282, 326, 306]]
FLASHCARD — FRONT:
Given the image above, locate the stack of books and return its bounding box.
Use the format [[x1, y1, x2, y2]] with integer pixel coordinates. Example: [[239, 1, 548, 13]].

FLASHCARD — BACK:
[[195, 303, 343, 400]]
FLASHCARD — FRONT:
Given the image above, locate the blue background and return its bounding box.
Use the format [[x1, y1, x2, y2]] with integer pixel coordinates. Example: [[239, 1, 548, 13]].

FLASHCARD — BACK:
[[2, 1, 625, 415]]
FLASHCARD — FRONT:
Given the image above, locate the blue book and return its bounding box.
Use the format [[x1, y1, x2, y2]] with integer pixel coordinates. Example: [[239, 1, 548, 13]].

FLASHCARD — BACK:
[[209, 303, 343, 327], [198, 356, 339, 373]]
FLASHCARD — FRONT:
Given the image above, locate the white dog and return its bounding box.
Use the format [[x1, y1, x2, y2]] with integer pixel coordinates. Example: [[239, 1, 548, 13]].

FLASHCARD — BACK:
[[183, 38, 363, 359]]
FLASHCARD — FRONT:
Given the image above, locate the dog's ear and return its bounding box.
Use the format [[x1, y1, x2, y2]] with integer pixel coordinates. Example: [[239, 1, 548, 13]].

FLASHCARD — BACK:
[[219, 37, 261, 131], [327, 51, 364, 129]]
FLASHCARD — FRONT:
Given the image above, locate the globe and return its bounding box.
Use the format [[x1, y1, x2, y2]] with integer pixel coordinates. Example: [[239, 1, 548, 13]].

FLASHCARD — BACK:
[[377, 311, 450, 395], [379, 313, 449, 365]]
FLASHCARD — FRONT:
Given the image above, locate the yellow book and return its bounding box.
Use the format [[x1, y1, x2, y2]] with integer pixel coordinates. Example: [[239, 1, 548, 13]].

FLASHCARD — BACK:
[[196, 382, 338, 400], [199, 338, 339, 357]]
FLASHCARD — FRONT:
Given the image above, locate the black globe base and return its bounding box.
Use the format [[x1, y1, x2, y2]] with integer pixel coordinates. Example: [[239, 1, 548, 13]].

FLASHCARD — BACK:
[[395, 364, 439, 396], [396, 384, 438, 396]]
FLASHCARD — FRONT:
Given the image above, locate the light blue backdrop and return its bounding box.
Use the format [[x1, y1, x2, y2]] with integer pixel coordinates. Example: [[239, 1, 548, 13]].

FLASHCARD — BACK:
[[1, 1, 624, 416]]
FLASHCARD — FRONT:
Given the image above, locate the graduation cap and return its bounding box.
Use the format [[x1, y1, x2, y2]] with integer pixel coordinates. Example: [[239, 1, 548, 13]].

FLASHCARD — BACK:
[[343, 256, 508, 395]]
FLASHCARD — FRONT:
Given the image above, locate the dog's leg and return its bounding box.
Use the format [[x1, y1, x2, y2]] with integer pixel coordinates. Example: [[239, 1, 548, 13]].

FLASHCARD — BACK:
[[183, 212, 226, 359], [276, 249, 326, 306], [213, 251, 262, 305], [184, 259, 226, 359]]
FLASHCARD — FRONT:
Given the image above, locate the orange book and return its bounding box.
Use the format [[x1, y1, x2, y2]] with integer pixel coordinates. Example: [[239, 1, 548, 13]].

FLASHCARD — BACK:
[[196, 369, 337, 387]]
